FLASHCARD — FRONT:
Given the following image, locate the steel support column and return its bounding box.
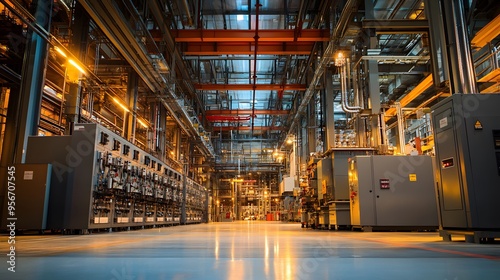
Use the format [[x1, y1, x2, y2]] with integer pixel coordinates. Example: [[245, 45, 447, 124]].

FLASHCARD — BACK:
[[366, 35, 383, 148], [158, 104, 167, 159], [307, 100, 317, 155], [13, 0, 53, 162], [204, 174, 210, 223], [65, 1, 90, 131], [124, 70, 138, 142], [442, 0, 478, 93], [424, 0, 450, 87], [0, 0, 53, 226], [324, 70, 336, 149], [181, 160, 187, 225]]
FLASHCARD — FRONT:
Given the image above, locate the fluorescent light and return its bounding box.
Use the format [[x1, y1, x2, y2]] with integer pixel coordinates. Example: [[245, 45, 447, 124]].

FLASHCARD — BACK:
[[54, 46, 67, 57], [137, 119, 148, 128], [112, 97, 130, 112], [68, 59, 85, 74]]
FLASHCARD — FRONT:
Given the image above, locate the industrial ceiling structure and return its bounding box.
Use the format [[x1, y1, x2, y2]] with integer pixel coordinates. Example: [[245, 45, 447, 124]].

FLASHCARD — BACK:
[[1, 0, 500, 195]]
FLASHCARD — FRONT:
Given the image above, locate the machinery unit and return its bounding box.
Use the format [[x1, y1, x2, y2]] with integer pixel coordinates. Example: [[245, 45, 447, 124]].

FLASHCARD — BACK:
[[431, 94, 500, 241], [349, 155, 438, 231], [24, 123, 207, 233], [316, 158, 332, 229], [328, 149, 374, 230], [313, 149, 374, 230]]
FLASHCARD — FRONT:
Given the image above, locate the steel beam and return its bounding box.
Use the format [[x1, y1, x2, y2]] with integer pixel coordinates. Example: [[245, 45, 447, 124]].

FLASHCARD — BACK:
[[471, 13, 500, 49], [181, 42, 314, 55], [169, 29, 329, 42], [206, 109, 289, 115], [214, 126, 283, 131], [362, 19, 428, 33], [384, 74, 433, 118], [195, 83, 306, 91]]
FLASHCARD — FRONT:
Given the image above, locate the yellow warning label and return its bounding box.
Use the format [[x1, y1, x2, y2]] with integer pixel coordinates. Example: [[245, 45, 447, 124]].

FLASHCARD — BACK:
[[409, 174, 417, 182], [474, 120, 483, 130]]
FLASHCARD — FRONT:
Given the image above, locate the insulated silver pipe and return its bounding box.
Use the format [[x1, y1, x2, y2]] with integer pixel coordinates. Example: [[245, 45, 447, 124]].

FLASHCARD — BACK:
[[339, 59, 362, 113]]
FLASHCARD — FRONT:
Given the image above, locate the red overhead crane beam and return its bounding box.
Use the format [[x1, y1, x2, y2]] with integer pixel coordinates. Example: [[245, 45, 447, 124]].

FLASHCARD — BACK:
[[181, 42, 314, 55], [206, 115, 251, 122], [171, 29, 329, 42], [214, 126, 283, 131], [195, 84, 306, 91], [206, 109, 289, 115]]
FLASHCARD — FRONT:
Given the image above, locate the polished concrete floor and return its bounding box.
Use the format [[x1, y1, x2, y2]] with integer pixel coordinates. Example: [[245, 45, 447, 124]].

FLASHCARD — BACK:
[[1, 221, 500, 279]]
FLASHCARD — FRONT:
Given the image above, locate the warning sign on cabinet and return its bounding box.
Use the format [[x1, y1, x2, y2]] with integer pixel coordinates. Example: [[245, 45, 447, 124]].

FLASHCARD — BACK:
[[409, 174, 417, 182], [380, 179, 390, 189]]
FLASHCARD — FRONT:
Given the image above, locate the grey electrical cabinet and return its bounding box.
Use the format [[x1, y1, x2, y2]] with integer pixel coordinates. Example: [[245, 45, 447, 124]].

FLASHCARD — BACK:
[[24, 123, 206, 232], [431, 93, 500, 230], [1, 164, 52, 231], [349, 155, 438, 231], [317, 158, 333, 201]]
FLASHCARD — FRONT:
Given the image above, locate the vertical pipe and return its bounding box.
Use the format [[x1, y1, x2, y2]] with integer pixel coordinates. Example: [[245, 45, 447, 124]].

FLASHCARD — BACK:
[[396, 102, 405, 154], [441, 0, 478, 94]]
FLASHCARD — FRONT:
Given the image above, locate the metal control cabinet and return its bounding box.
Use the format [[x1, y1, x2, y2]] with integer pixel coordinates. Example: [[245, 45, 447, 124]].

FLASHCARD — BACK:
[[349, 155, 438, 230], [315, 149, 374, 229], [1, 164, 52, 231], [25, 123, 207, 232], [329, 149, 375, 229], [431, 94, 500, 230], [317, 158, 333, 201]]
